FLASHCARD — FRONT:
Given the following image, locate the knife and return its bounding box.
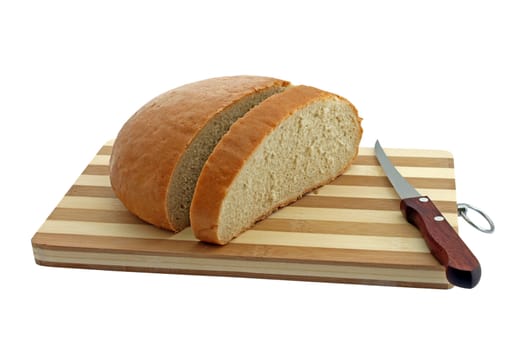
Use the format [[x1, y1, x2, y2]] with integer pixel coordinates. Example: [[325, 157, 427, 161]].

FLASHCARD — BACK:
[[374, 140, 481, 288]]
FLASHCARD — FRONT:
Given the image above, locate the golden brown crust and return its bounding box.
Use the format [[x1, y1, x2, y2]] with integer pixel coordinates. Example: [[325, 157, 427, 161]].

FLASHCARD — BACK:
[[190, 85, 362, 244], [109, 76, 289, 230]]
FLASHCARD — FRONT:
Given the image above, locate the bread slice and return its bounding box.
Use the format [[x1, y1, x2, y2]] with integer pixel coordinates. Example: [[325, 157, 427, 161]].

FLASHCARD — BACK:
[[190, 85, 362, 245], [110, 76, 289, 231]]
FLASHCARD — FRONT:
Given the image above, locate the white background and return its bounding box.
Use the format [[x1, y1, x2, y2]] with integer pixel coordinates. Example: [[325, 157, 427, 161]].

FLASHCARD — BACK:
[[2, 1, 510, 349]]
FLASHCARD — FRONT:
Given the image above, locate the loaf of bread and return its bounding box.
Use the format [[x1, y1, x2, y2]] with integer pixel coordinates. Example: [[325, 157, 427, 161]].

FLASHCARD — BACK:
[[110, 76, 289, 231], [190, 85, 362, 244]]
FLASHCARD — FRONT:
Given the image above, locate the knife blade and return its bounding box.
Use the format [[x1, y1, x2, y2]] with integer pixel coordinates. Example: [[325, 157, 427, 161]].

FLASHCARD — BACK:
[[374, 140, 481, 288]]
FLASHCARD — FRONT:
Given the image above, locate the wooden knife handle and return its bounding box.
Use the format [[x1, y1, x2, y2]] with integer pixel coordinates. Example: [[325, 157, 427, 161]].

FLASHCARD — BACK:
[[400, 196, 481, 288]]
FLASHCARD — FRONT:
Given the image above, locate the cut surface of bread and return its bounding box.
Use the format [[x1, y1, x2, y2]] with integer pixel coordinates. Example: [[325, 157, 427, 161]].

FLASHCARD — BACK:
[[190, 85, 363, 245], [110, 76, 289, 231]]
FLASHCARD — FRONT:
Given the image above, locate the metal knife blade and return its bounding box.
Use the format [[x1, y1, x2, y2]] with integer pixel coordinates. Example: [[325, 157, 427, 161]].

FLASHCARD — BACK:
[[374, 140, 481, 288], [374, 140, 420, 199]]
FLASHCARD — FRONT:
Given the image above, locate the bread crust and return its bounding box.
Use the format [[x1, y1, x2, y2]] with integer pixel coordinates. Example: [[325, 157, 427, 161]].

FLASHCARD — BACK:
[[190, 85, 363, 244], [109, 76, 289, 230]]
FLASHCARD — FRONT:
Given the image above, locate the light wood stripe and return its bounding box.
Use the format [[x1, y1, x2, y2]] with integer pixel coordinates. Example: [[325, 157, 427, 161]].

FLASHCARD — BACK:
[[54, 195, 458, 227], [292, 196, 456, 213], [309, 185, 455, 201], [75, 175, 111, 187], [87, 153, 454, 169], [74, 169, 454, 189], [332, 175, 456, 189], [269, 207, 458, 227], [358, 147, 452, 158], [58, 191, 457, 213], [38, 220, 173, 239], [90, 155, 110, 166], [344, 164, 455, 179], [58, 196, 126, 211], [353, 155, 453, 168], [38, 220, 433, 253], [87, 154, 454, 171], [98, 146, 112, 155], [48, 207, 426, 237], [76, 171, 457, 190], [172, 228, 430, 253], [235, 230, 430, 253], [97, 143, 451, 158]]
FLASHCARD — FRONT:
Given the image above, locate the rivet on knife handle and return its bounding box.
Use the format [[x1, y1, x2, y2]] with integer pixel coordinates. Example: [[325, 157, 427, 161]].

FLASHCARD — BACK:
[[374, 140, 481, 288], [401, 196, 481, 288]]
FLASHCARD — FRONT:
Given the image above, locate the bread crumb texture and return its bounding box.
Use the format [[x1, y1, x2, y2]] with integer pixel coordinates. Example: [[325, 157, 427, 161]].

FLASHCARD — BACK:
[[190, 85, 362, 244]]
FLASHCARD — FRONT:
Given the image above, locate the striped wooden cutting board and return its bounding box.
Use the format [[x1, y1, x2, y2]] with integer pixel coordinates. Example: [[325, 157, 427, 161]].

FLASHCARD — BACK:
[[31, 141, 458, 288]]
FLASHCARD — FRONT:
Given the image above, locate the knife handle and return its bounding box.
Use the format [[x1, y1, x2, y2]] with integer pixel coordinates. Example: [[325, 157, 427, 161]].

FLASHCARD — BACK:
[[400, 196, 481, 288]]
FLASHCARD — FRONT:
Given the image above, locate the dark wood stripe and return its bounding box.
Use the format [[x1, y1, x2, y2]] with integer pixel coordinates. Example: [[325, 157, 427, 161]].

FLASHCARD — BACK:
[[66, 185, 116, 198], [332, 175, 456, 189], [353, 155, 454, 168], [84, 165, 110, 175], [254, 218, 423, 237], [292, 196, 457, 213], [32, 232, 443, 269], [49, 208, 143, 224]]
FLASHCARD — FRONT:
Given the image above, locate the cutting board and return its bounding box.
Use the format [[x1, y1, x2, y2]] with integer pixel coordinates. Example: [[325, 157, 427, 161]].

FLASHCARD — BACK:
[[32, 140, 458, 288]]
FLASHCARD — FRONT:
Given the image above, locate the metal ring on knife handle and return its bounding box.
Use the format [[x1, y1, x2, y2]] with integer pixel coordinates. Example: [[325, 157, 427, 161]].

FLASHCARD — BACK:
[[457, 203, 495, 234]]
